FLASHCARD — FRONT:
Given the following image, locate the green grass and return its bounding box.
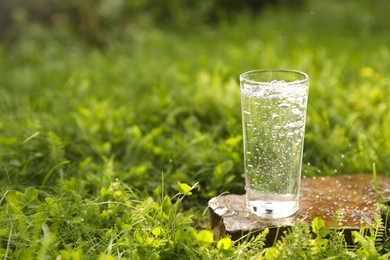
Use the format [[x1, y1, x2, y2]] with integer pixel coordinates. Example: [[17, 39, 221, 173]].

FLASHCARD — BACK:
[[1, 0, 390, 258]]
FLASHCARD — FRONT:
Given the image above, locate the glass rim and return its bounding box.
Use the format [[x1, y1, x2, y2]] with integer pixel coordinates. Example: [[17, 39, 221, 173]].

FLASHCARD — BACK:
[[240, 69, 309, 85]]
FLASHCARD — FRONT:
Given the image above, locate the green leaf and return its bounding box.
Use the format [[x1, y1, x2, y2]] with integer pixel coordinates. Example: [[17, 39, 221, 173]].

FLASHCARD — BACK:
[[177, 182, 192, 195], [24, 187, 38, 201], [311, 217, 323, 234], [311, 237, 329, 254], [311, 217, 329, 237], [135, 233, 144, 244], [162, 195, 172, 217], [265, 247, 278, 260], [318, 226, 330, 238]]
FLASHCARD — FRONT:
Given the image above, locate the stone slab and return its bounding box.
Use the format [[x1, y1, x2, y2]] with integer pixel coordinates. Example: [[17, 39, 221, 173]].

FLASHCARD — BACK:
[[208, 174, 390, 241]]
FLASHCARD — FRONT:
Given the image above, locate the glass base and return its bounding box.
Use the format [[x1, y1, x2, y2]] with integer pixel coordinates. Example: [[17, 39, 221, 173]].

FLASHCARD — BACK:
[[247, 199, 299, 218]]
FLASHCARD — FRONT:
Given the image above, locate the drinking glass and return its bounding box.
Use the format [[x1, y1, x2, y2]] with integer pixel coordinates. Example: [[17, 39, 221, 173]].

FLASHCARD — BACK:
[[240, 69, 309, 218]]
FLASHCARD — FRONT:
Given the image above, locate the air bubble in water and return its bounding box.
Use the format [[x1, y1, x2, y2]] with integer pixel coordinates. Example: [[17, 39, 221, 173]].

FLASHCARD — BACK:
[[285, 122, 302, 128], [278, 103, 290, 108], [292, 108, 301, 115], [270, 79, 287, 85]]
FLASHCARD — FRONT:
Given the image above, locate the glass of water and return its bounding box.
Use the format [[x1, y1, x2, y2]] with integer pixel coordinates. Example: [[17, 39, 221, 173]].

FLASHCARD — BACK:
[[240, 69, 309, 218]]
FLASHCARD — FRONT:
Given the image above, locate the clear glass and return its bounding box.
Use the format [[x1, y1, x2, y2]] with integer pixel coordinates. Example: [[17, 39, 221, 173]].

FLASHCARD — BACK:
[[240, 69, 309, 218]]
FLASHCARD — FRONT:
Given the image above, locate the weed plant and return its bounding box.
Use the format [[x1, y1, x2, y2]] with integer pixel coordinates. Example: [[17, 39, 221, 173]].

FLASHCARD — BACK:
[[0, 0, 390, 258]]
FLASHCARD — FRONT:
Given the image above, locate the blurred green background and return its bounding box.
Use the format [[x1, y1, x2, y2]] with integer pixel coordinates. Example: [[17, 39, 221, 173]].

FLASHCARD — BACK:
[[1, 0, 389, 198], [0, 0, 305, 45]]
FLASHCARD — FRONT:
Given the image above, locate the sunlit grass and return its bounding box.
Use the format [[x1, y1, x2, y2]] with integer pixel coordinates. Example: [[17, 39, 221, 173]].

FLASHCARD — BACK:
[[0, 0, 389, 258]]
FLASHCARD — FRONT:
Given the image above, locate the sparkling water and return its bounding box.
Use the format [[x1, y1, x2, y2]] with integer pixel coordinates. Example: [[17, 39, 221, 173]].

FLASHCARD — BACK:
[[241, 79, 308, 218]]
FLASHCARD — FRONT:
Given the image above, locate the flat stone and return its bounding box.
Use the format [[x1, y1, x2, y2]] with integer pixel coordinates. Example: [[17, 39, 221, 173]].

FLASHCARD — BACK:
[[209, 174, 390, 242]]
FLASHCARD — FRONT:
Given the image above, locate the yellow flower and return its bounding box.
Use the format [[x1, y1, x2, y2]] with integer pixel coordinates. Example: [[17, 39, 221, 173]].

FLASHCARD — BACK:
[[217, 237, 233, 250]]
